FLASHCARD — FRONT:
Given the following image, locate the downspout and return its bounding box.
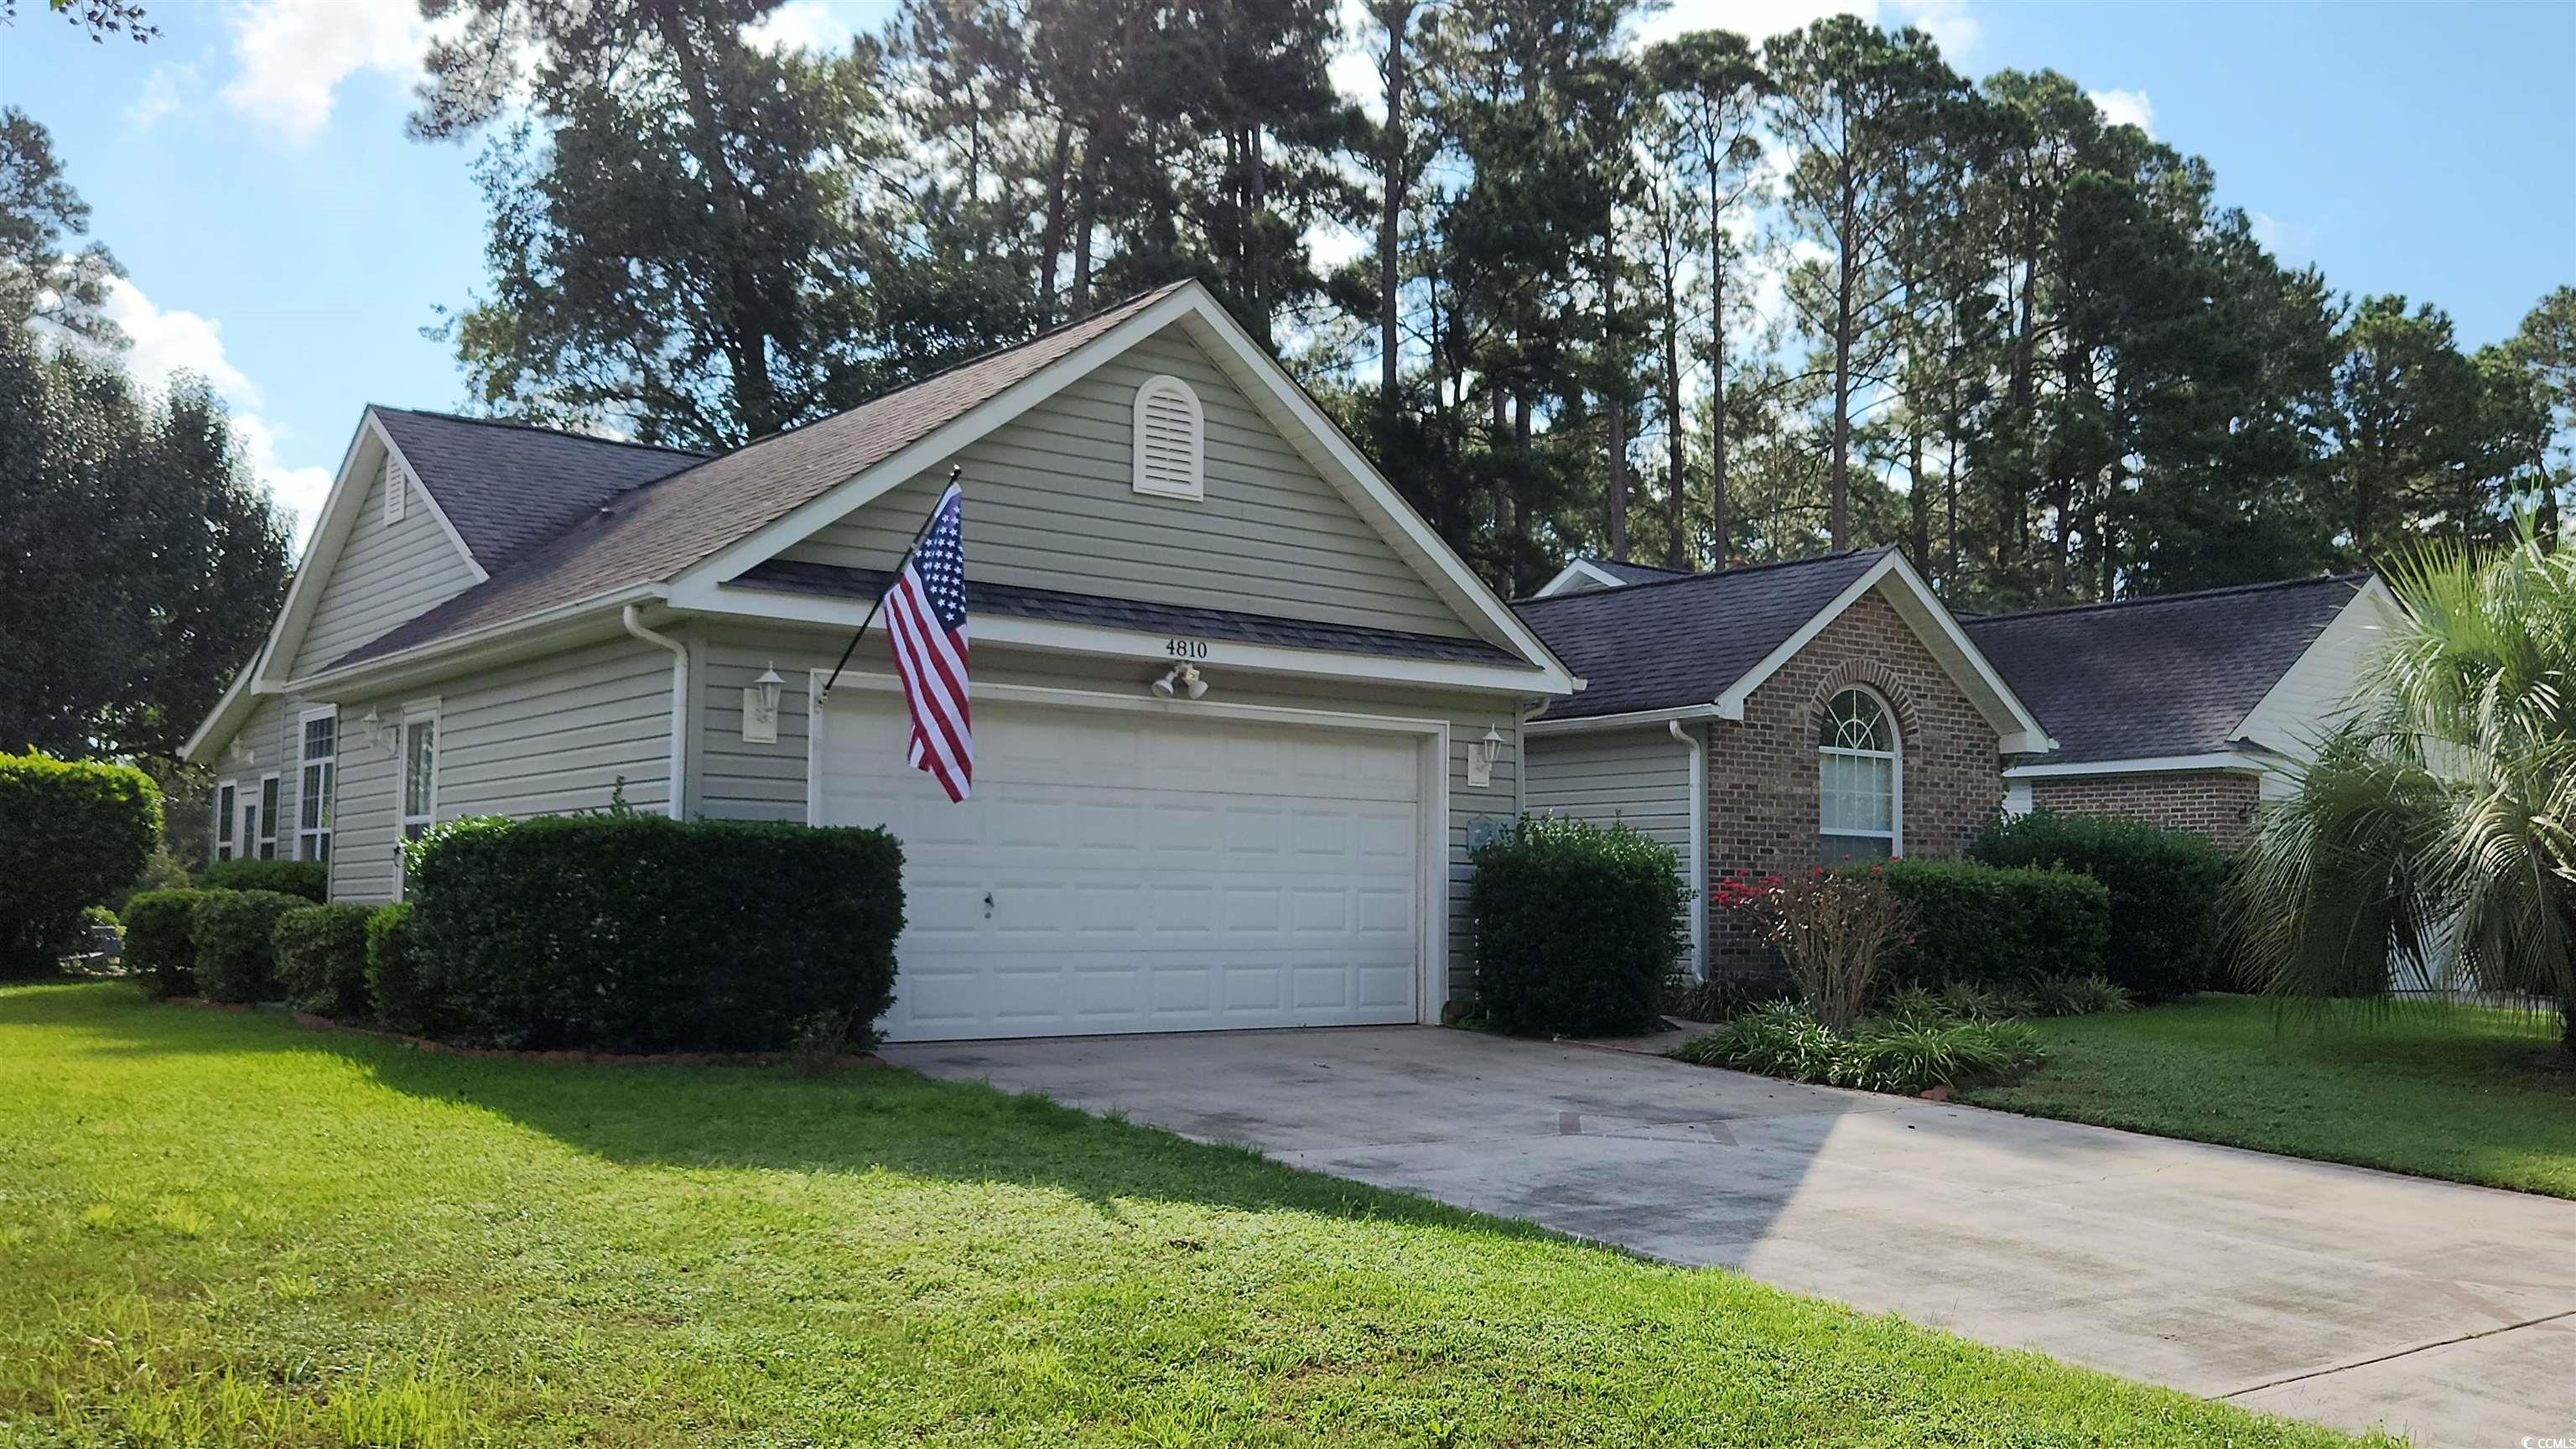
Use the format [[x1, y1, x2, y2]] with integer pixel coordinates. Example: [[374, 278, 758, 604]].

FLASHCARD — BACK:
[[621, 605, 687, 821], [1670, 719, 1708, 979]]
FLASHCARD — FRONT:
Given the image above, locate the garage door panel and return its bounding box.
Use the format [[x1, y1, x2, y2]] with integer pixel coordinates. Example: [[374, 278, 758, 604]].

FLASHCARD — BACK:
[[820, 693, 1424, 1041]]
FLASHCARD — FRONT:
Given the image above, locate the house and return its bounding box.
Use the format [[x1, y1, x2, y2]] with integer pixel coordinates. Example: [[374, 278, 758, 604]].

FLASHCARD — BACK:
[[1510, 548, 2054, 976], [183, 279, 1576, 1041], [1963, 574, 2397, 846]]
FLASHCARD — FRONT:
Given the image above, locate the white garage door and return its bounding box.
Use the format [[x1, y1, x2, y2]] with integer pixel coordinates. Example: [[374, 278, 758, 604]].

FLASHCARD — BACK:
[[815, 691, 1425, 1041]]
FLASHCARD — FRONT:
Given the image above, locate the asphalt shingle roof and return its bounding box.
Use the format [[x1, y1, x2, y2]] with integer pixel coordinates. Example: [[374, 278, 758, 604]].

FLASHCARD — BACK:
[[735, 560, 1526, 667], [1512, 548, 1893, 721], [325, 283, 1187, 673], [371, 408, 704, 567], [1579, 557, 1693, 586], [1963, 574, 2366, 763]]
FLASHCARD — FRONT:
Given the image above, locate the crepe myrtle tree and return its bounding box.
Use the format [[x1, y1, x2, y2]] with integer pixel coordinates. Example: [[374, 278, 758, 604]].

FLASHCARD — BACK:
[[2232, 528, 2576, 1052]]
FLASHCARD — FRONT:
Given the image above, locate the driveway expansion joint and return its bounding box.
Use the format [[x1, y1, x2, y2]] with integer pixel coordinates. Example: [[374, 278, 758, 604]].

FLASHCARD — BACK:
[[2215, 1306, 2576, 1400]]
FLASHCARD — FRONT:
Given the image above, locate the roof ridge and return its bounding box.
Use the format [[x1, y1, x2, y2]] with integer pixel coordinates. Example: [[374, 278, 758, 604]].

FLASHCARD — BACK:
[[1514, 544, 1893, 606], [371, 406, 709, 458], [1966, 571, 2368, 626]]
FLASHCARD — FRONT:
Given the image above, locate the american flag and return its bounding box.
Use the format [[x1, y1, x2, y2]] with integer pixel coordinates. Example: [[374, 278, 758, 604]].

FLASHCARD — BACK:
[[885, 481, 973, 801]]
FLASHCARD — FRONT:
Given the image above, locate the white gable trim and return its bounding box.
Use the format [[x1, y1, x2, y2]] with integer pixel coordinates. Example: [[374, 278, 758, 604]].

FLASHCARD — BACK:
[[1713, 551, 2056, 755], [1533, 559, 1631, 597], [179, 654, 261, 766], [248, 411, 488, 693], [665, 283, 1574, 696], [2004, 750, 2272, 780]]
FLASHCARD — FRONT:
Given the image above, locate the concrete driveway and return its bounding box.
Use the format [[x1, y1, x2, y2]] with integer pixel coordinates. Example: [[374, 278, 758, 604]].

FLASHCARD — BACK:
[[884, 1025, 2576, 1448]]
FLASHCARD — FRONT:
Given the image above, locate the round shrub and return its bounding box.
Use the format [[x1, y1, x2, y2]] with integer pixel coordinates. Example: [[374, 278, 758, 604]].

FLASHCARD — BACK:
[[188, 889, 304, 1004], [121, 888, 207, 999], [200, 858, 328, 902], [365, 903, 432, 1035], [0, 750, 161, 977], [1860, 857, 2111, 993], [1972, 809, 2233, 1000], [273, 903, 376, 1019], [1470, 815, 1687, 1037]]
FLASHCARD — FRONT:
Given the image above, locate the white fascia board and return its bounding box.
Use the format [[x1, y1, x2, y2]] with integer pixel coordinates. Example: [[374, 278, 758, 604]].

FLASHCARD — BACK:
[[666, 283, 1576, 698], [2003, 751, 2269, 780], [1531, 559, 1627, 597], [1523, 703, 1724, 735], [1711, 550, 2056, 752], [281, 583, 667, 697], [374, 413, 490, 588], [693, 583, 1556, 695]]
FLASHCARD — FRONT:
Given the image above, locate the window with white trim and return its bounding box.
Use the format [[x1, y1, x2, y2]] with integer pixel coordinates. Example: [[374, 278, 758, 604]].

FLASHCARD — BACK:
[[383, 454, 408, 524], [1818, 688, 1899, 862], [1132, 374, 1205, 500], [215, 782, 236, 861], [257, 775, 280, 860], [297, 709, 336, 863], [396, 710, 437, 898]]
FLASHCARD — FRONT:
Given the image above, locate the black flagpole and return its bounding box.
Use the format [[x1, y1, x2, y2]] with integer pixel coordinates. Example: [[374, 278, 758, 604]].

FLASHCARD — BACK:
[[818, 465, 959, 706]]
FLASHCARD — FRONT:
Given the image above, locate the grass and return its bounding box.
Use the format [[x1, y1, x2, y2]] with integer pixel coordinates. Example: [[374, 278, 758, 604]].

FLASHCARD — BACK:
[[0, 983, 2382, 1448], [1961, 994, 2576, 1198]]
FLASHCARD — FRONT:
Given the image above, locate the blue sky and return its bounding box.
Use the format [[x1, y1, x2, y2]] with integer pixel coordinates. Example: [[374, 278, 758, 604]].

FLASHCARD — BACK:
[[4, 0, 2568, 543]]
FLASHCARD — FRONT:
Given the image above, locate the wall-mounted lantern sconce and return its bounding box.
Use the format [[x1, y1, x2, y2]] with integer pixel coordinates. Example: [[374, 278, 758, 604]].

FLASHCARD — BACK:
[[742, 663, 785, 744], [1151, 663, 1210, 700], [1467, 724, 1504, 787], [358, 706, 397, 754]]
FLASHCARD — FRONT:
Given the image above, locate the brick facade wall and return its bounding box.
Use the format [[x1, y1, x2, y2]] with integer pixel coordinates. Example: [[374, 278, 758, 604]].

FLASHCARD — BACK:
[[1706, 589, 2003, 972], [2027, 771, 2259, 848]]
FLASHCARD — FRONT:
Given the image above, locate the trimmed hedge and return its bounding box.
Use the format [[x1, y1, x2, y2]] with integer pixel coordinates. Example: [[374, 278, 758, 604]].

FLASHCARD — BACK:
[[1971, 809, 2233, 1000], [189, 890, 305, 1004], [0, 751, 160, 976], [200, 858, 329, 902], [365, 904, 431, 1035], [273, 903, 376, 1019], [406, 813, 906, 1052], [122, 889, 207, 999], [1471, 815, 1688, 1037], [1861, 857, 2111, 992]]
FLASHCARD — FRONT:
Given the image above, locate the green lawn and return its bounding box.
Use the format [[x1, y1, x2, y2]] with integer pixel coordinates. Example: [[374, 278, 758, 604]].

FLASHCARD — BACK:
[[1962, 995, 2576, 1198], [0, 984, 2380, 1448]]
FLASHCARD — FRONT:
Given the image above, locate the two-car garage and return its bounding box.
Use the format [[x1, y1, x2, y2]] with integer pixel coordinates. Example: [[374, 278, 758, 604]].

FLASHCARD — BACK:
[[811, 683, 1441, 1042]]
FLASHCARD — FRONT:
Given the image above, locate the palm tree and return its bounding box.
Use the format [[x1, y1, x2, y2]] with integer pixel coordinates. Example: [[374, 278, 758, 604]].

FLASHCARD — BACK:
[[2233, 531, 2576, 1053]]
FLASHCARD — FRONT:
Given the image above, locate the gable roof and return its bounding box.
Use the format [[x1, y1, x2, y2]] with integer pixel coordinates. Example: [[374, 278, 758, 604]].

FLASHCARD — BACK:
[[1514, 548, 1892, 720], [371, 408, 704, 567], [1531, 556, 1695, 596], [1964, 574, 2366, 764]]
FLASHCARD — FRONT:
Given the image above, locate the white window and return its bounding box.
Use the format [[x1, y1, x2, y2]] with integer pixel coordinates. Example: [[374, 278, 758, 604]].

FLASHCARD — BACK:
[[257, 775, 280, 860], [1819, 688, 1900, 863], [1132, 374, 1205, 500], [215, 782, 236, 861], [383, 454, 408, 524], [396, 709, 438, 899], [298, 708, 337, 864]]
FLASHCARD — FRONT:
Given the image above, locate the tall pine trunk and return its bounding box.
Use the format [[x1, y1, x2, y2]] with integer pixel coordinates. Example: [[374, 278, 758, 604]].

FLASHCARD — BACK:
[[1037, 122, 1074, 325], [1378, 3, 1411, 423], [1829, 178, 1857, 553], [1663, 273, 1686, 571], [1709, 199, 1729, 572]]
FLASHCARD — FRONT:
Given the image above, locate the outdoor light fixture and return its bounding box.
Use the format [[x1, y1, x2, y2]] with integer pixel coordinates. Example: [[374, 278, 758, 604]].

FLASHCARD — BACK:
[[359, 706, 397, 753], [1467, 724, 1504, 787], [1152, 663, 1210, 699], [742, 663, 786, 744]]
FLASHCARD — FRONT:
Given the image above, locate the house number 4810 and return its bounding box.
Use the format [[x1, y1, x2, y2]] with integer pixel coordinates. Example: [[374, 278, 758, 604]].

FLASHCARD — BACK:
[[1163, 638, 1210, 660]]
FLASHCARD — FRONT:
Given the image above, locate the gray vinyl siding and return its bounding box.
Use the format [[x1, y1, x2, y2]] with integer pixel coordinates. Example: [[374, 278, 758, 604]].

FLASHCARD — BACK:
[[288, 449, 481, 677], [208, 693, 292, 861], [332, 699, 398, 902], [1524, 726, 1696, 859], [771, 323, 1476, 640], [682, 621, 1519, 999]]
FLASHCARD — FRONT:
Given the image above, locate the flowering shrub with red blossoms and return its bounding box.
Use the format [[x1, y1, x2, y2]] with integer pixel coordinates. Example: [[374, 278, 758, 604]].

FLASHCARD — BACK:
[[1714, 865, 1913, 1031]]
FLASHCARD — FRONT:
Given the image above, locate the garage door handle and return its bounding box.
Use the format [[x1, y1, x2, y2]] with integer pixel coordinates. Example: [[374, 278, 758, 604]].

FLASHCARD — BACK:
[[983, 891, 995, 918]]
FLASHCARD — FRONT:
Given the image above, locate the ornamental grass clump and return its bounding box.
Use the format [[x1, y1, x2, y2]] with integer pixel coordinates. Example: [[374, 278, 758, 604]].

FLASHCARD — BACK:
[[1712, 866, 1911, 1031], [1670, 1000, 2045, 1095]]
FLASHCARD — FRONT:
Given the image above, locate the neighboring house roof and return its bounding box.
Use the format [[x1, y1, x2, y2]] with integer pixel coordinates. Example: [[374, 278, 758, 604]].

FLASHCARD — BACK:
[[1513, 548, 1893, 720], [371, 408, 704, 567], [1530, 556, 1696, 596], [736, 559, 1523, 666], [1964, 574, 2366, 765], [323, 283, 1188, 673]]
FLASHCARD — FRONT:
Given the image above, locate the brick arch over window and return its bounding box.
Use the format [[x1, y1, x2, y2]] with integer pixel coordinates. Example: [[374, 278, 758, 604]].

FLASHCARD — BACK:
[[1804, 659, 1922, 744]]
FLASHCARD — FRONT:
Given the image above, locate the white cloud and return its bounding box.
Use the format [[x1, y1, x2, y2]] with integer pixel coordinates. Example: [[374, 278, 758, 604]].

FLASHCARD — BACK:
[[743, 0, 842, 54], [92, 278, 329, 546], [2248, 210, 2318, 264], [129, 63, 195, 131], [221, 0, 424, 145], [2088, 86, 2156, 138]]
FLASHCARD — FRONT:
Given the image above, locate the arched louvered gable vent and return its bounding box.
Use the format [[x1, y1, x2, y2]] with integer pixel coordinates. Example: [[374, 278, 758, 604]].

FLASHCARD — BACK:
[[1132, 374, 1205, 500], [383, 453, 408, 524]]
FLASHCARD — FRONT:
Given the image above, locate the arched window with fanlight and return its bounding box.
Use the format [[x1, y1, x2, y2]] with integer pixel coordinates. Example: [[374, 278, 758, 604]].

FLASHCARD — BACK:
[[1819, 687, 1900, 862]]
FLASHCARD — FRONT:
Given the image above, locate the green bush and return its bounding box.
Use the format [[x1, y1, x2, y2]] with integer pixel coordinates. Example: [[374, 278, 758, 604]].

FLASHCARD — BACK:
[[1859, 856, 2110, 992], [1663, 972, 1796, 1023], [121, 889, 207, 999], [365, 904, 431, 1035], [1471, 815, 1688, 1037], [200, 857, 328, 902], [1670, 1000, 2046, 1094], [0, 750, 161, 976], [406, 813, 906, 1052], [1972, 809, 2234, 1000], [2028, 974, 2135, 1018], [188, 889, 304, 1004], [273, 903, 375, 1019]]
